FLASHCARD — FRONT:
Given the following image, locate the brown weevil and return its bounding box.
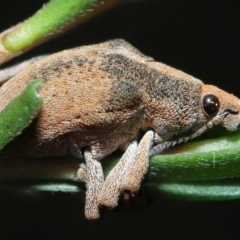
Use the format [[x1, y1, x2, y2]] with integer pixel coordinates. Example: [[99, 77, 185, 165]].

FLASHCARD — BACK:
[[0, 39, 240, 219]]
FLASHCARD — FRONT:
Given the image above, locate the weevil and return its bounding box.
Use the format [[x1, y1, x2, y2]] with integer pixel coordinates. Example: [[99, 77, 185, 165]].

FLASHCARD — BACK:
[[0, 39, 240, 219]]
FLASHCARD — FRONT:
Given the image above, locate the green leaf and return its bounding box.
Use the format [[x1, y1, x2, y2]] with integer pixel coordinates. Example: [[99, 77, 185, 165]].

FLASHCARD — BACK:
[[146, 131, 240, 182], [144, 179, 240, 201], [2, 0, 100, 52], [0, 79, 42, 149]]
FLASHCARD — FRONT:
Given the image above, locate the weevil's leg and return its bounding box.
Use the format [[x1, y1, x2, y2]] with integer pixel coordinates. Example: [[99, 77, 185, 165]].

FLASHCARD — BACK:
[[68, 136, 87, 181], [98, 131, 154, 208], [0, 55, 48, 84], [149, 141, 177, 157], [120, 130, 154, 194], [77, 163, 88, 182], [79, 148, 104, 220], [69, 137, 103, 218], [97, 140, 138, 208], [149, 118, 227, 157]]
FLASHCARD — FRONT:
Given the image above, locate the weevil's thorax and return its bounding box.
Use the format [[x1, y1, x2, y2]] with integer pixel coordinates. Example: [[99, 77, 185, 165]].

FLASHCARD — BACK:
[[96, 46, 210, 140], [141, 65, 208, 140]]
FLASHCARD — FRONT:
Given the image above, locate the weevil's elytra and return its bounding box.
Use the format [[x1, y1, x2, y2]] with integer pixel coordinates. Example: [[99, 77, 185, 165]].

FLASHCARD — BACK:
[[0, 39, 240, 219]]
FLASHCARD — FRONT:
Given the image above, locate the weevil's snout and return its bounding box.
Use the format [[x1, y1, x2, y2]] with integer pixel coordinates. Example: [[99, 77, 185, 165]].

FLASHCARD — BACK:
[[201, 85, 240, 131]]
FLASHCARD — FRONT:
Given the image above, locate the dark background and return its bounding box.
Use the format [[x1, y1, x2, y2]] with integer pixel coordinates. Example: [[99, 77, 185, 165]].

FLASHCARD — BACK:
[[1, 0, 240, 239]]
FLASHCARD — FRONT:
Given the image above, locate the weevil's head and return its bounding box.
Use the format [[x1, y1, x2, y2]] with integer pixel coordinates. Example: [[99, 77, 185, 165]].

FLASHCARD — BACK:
[[201, 85, 240, 131]]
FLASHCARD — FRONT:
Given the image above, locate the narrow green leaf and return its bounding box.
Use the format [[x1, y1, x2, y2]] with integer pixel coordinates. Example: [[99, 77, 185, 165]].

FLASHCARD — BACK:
[[144, 179, 240, 201], [146, 131, 240, 182], [2, 0, 100, 52], [0, 79, 42, 149]]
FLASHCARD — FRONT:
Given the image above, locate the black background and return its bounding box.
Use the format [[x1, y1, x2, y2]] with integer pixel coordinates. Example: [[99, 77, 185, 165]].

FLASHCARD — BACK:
[[1, 0, 240, 239]]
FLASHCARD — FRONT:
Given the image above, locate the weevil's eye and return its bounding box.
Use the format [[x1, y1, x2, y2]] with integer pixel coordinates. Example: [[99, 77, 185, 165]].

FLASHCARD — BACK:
[[202, 94, 220, 116]]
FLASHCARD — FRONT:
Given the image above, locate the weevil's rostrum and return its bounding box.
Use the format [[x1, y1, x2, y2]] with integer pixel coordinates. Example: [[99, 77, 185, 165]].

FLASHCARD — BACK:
[[0, 39, 240, 219]]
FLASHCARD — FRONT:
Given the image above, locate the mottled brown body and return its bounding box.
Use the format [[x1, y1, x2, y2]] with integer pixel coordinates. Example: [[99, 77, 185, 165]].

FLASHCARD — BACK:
[[0, 40, 146, 158], [0, 40, 203, 158], [1, 39, 240, 219]]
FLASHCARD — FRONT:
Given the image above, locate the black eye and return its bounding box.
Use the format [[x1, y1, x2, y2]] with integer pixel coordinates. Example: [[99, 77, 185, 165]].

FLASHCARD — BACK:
[[202, 94, 220, 116]]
